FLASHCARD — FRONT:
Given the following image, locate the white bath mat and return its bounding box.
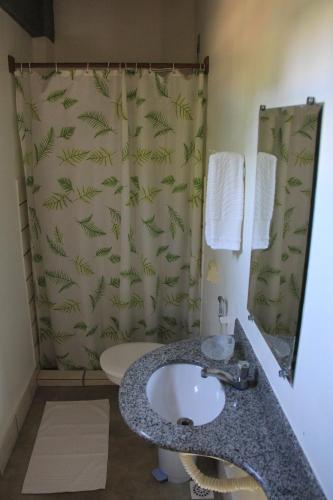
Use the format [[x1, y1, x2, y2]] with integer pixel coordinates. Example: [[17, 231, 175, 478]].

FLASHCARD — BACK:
[[22, 400, 109, 494]]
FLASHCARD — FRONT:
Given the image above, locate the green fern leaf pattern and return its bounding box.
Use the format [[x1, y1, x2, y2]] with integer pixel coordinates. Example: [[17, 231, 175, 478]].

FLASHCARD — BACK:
[[59, 127, 75, 140], [34, 127, 55, 163], [96, 247, 112, 257], [142, 215, 164, 237], [173, 94, 193, 120], [172, 183, 187, 193], [73, 256, 94, 275], [108, 207, 121, 240], [161, 175, 175, 185], [27, 101, 40, 121], [109, 254, 121, 263], [62, 98, 78, 109], [83, 346, 101, 369], [127, 88, 137, 101], [58, 177, 74, 193], [165, 252, 181, 262], [76, 186, 102, 203], [289, 273, 300, 299], [78, 111, 114, 137], [47, 89, 67, 102], [151, 148, 172, 164], [74, 322, 87, 330], [293, 114, 317, 140], [46, 234, 66, 256], [109, 277, 120, 288], [133, 148, 152, 165], [142, 257, 156, 276], [45, 270, 76, 292], [168, 205, 184, 238], [89, 276, 106, 310], [183, 141, 195, 164], [145, 111, 174, 137], [163, 276, 179, 287], [295, 148, 314, 167], [77, 214, 106, 238], [43, 192, 72, 210], [156, 245, 169, 256], [102, 176, 118, 187], [93, 70, 109, 97], [120, 267, 141, 285], [86, 325, 98, 337], [88, 148, 114, 165], [58, 148, 89, 166], [28, 207, 41, 239], [155, 73, 169, 97], [287, 177, 302, 188]]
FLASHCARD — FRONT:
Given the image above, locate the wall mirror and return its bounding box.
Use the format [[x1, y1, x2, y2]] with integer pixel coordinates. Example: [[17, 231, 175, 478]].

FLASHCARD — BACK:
[[248, 101, 323, 382]]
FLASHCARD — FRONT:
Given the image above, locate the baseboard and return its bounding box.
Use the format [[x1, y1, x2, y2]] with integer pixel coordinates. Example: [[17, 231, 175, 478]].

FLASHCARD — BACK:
[[37, 369, 114, 386], [0, 369, 37, 475]]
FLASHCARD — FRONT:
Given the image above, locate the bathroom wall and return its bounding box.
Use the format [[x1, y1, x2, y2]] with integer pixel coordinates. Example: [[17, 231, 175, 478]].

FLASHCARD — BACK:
[[196, 0, 333, 497], [0, 7, 36, 467], [51, 0, 197, 62]]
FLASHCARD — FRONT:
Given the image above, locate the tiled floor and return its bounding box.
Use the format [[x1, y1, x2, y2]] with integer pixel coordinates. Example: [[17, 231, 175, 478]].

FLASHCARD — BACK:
[[0, 386, 221, 500]]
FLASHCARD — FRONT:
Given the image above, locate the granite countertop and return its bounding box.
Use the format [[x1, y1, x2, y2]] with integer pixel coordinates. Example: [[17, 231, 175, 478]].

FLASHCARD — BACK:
[[119, 320, 324, 499]]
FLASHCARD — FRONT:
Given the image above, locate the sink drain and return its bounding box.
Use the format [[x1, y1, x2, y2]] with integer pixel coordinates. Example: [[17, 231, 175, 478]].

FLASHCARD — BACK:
[[177, 417, 194, 426]]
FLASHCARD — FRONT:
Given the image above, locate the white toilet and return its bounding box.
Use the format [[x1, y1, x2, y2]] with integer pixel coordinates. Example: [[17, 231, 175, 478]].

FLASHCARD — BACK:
[[100, 342, 163, 385], [100, 341, 191, 483]]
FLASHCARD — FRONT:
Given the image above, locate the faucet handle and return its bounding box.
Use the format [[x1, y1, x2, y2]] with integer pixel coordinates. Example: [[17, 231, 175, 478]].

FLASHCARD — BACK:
[[237, 360, 250, 381]]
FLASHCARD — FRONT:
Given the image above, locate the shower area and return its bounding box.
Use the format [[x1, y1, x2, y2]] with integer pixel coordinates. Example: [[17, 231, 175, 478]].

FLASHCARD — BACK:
[[14, 59, 208, 371]]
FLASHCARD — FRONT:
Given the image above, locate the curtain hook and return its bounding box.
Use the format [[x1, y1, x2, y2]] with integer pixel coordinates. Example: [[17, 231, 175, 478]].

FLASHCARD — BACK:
[[135, 62, 138, 73], [172, 63, 175, 74], [55, 62, 58, 73], [149, 63, 152, 73], [107, 61, 110, 70], [20, 63, 23, 74], [86, 62, 89, 73], [28, 62, 32, 74]]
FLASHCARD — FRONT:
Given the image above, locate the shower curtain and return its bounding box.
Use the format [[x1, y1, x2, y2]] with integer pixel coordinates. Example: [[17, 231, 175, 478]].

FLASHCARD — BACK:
[[15, 67, 206, 369]]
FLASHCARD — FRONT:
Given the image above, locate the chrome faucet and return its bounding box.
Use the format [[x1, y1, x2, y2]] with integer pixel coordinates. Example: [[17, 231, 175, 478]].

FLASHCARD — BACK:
[[201, 361, 257, 390]]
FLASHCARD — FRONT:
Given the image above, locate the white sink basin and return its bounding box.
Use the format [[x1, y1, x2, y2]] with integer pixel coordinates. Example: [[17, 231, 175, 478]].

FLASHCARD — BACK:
[[146, 363, 225, 426]]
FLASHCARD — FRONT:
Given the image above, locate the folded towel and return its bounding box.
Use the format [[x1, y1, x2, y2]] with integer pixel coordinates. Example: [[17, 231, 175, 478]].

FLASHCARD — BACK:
[[252, 152, 277, 249], [205, 152, 245, 250]]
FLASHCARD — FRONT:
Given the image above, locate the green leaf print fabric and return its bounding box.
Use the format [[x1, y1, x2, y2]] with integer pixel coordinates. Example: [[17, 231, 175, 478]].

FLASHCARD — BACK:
[[248, 104, 321, 353], [15, 68, 206, 369]]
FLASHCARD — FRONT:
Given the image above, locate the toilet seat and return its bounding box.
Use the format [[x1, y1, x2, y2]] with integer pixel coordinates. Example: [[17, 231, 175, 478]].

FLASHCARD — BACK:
[[100, 342, 163, 385]]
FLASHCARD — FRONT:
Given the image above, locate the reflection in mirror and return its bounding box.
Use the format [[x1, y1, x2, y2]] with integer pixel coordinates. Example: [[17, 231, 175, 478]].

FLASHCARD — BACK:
[[248, 103, 323, 382]]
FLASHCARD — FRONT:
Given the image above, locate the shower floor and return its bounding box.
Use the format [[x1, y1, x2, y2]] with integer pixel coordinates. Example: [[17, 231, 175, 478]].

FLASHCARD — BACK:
[[0, 385, 221, 500]]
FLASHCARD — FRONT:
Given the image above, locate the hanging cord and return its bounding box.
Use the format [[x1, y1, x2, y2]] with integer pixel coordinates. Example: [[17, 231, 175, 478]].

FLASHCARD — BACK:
[[179, 454, 261, 494]]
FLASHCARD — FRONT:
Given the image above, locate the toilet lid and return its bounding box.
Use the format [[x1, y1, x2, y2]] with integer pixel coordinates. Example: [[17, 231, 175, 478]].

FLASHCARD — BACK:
[[100, 342, 163, 381]]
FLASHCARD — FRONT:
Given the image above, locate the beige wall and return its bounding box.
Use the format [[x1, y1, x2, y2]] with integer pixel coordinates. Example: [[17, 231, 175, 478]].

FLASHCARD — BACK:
[[52, 0, 197, 62], [0, 8, 35, 452], [197, 0, 333, 497]]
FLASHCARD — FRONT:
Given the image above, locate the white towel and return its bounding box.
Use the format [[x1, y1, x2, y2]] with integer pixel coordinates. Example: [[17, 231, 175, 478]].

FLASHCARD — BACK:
[[205, 152, 244, 250], [252, 152, 277, 249]]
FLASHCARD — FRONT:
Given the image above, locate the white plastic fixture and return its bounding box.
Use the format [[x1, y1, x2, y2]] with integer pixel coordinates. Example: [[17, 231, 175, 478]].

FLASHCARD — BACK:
[[146, 363, 226, 426]]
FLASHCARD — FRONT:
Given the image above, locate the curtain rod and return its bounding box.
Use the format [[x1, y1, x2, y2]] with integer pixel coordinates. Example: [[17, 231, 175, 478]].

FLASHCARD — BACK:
[[8, 55, 209, 75]]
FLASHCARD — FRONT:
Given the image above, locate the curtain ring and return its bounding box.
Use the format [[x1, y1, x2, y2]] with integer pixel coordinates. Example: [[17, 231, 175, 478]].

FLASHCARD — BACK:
[[55, 62, 58, 73], [149, 63, 152, 73], [135, 62, 138, 73], [172, 63, 175, 74], [20, 63, 23, 74], [86, 62, 89, 73], [28, 62, 32, 73], [107, 61, 110, 70]]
